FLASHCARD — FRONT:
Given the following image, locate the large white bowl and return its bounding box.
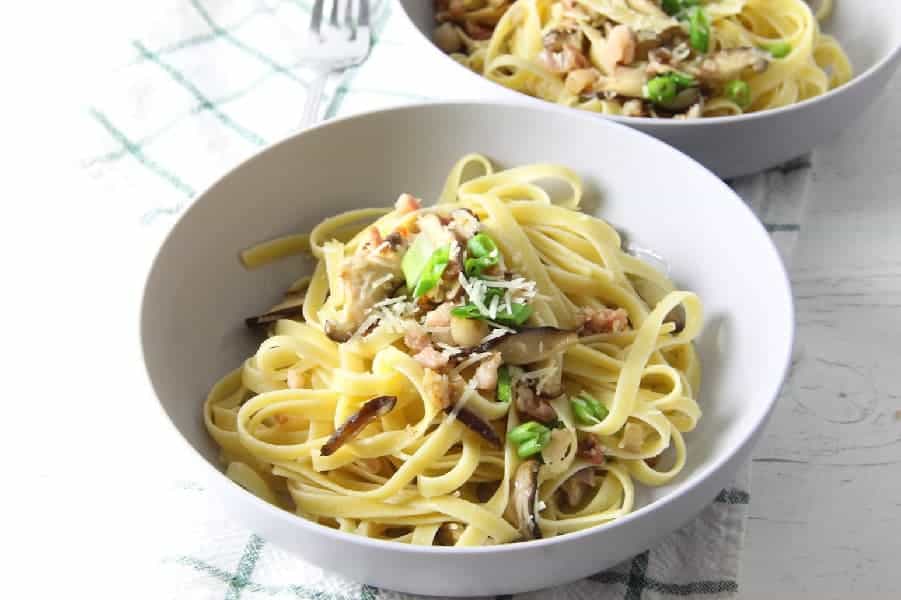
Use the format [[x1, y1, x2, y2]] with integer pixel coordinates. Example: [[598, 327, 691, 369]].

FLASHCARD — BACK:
[[141, 102, 793, 597], [398, 0, 901, 178]]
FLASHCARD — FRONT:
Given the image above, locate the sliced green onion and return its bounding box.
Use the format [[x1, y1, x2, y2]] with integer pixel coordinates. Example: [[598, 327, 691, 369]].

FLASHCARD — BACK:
[[467, 233, 498, 258], [451, 303, 483, 319], [495, 303, 533, 327], [451, 300, 532, 326], [644, 76, 678, 104], [571, 393, 609, 426], [465, 255, 497, 278], [764, 41, 792, 58], [412, 245, 450, 298], [508, 421, 548, 444], [688, 7, 710, 53], [667, 70, 697, 89], [497, 365, 512, 403], [401, 235, 435, 291], [516, 436, 544, 458], [725, 79, 751, 109]]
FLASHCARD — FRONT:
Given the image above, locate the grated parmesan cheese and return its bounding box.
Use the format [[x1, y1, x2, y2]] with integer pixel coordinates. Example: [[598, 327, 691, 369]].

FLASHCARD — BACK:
[[435, 342, 463, 357], [458, 272, 490, 314], [373, 295, 406, 309], [453, 351, 493, 375], [485, 320, 515, 333], [488, 294, 500, 320], [370, 273, 395, 289], [479, 327, 509, 345]]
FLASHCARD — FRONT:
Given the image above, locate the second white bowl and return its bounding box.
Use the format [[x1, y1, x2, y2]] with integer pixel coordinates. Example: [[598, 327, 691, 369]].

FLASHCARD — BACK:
[[398, 0, 901, 178]]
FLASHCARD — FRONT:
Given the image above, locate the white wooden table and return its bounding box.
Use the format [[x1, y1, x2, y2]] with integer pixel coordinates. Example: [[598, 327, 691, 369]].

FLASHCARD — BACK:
[[7, 25, 900, 596], [742, 73, 901, 597]]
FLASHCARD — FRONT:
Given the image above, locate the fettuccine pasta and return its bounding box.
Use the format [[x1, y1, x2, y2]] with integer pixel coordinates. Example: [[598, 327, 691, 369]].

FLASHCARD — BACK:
[[205, 155, 704, 546], [432, 0, 852, 118]]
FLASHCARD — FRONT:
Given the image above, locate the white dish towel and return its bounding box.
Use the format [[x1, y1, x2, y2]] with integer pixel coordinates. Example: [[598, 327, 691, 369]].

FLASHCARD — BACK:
[[79, 1, 811, 598]]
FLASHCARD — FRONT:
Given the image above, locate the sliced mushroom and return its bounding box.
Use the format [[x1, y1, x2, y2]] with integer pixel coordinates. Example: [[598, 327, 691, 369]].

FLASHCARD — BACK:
[[245, 291, 306, 328], [444, 405, 502, 449], [698, 47, 768, 82], [319, 395, 397, 456], [476, 327, 578, 365], [558, 468, 597, 509], [511, 459, 542, 540]]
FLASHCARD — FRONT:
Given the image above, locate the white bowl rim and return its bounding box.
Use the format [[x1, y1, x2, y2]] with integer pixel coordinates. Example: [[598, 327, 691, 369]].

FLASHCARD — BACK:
[[140, 99, 796, 556], [397, 2, 901, 128]]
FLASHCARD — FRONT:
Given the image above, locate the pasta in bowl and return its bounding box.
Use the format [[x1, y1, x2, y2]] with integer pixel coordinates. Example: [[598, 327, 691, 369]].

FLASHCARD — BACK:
[[141, 102, 794, 595], [432, 0, 852, 119], [398, 0, 901, 177], [206, 155, 704, 545]]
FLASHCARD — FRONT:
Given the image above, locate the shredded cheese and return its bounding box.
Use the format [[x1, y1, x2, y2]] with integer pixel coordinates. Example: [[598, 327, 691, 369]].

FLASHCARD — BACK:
[[485, 320, 515, 333], [373, 295, 406, 308], [488, 294, 500, 319], [370, 273, 395, 289], [435, 342, 463, 357], [479, 328, 509, 345], [453, 351, 493, 375], [458, 272, 490, 314]]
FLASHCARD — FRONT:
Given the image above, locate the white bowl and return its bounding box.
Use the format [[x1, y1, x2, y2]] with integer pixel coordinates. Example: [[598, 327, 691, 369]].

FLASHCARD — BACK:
[[141, 102, 793, 597], [398, 0, 901, 178]]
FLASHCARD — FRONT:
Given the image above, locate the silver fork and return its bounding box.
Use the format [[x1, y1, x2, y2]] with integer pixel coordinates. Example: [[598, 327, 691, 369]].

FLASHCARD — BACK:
[[299, 0, 372, 128]]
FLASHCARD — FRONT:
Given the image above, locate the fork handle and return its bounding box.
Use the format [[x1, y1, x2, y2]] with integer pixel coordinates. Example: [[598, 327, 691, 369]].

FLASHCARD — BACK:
[[300, 69, 330, 129]]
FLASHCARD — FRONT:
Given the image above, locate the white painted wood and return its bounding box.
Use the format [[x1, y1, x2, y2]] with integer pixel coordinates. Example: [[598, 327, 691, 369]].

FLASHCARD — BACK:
[[742, 71, 901, 598]]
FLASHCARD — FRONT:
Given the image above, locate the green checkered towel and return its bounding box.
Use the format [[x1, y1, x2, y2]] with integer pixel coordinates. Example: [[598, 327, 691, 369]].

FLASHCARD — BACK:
[[81, 1, 812, 598]]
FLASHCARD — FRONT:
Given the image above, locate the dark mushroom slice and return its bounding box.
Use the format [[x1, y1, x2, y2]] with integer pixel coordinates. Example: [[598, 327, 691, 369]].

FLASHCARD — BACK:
[[474, 327, 578, 365], [511, 459, 542, 540], [319, 395, 397, 456], [245, 291, 306, 328], [444, 405, 503, 449]]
